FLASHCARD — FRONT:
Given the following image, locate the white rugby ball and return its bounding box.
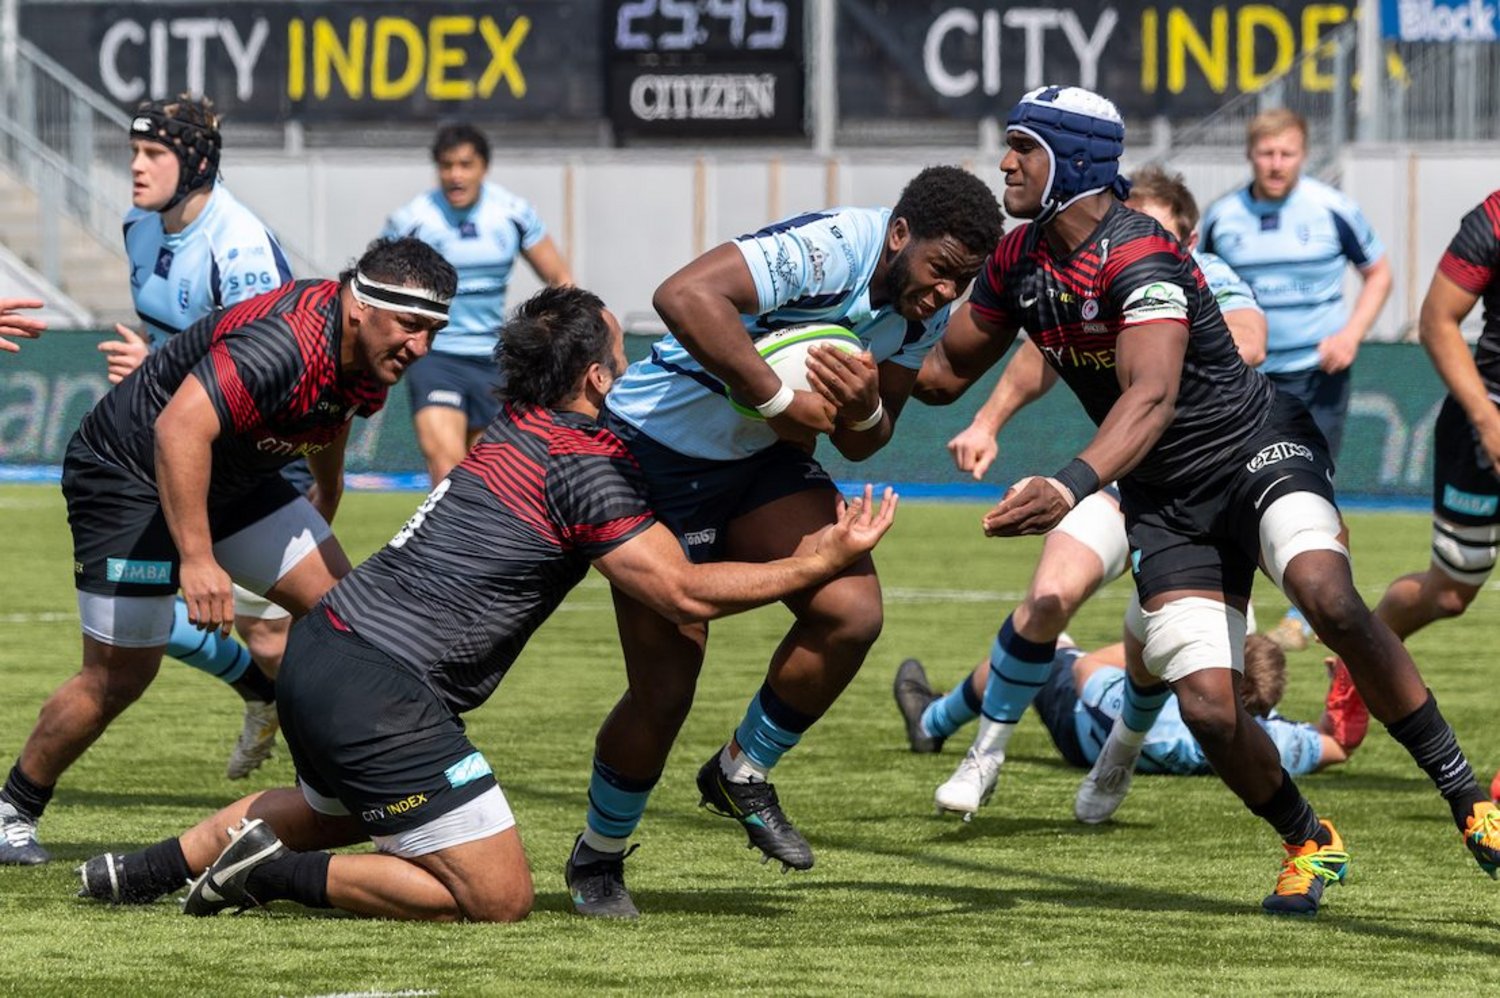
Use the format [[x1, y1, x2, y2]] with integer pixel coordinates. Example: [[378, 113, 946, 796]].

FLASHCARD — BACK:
[[731, 323, 863, 419]]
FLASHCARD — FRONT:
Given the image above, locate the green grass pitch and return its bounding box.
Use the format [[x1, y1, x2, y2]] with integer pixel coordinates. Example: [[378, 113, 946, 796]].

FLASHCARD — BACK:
[[0, 483, 1496, 996]]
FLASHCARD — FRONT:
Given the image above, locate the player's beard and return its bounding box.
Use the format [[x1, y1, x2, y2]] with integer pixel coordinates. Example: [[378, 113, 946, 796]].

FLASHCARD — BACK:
[[884, 246, 915, 313]]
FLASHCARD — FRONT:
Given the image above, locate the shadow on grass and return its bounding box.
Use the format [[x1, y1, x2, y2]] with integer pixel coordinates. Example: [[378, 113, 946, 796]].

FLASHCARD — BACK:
[[57, 789, 239, 811]]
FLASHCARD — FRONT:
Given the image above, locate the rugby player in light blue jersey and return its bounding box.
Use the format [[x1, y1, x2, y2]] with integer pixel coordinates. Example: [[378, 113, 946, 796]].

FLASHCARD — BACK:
[[563, 167, 1003, 919], [1200, 108, 1391, 653], [382, 123, 572, 485], [102, 96, 296, 780], [989, 634, 1352, 780]]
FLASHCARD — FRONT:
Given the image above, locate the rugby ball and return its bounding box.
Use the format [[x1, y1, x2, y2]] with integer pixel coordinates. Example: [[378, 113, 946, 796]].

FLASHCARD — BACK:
[[730, 324, 864, 419]]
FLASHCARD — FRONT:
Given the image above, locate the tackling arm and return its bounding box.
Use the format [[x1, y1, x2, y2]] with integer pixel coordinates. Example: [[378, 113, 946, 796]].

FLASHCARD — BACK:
[[592, 485, 897, 624], [913, 302, 1021, 406]]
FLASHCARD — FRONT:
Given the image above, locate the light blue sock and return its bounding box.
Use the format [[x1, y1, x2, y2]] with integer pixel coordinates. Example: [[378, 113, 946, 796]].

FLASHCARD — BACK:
[[1121, 676, 1171, 733], [585, 757, 658, 845], [167, 598, 253, 684], [920, 673, 982, 740], [978, 615, 1056, 724], [734, 683, 816, 772]]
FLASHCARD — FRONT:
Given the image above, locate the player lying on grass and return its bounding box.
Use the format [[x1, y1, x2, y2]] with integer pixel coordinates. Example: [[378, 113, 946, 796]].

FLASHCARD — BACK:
[[0, 237, 453, 867], [900, 635, 1364, 807], [76, 286, 899, 923]]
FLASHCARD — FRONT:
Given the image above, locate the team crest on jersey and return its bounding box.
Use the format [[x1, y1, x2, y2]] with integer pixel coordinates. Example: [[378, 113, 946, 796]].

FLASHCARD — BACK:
[[176, 279, 191, 310], [1081, 298, 1100, 320], [1246, 441, 1314, 472]]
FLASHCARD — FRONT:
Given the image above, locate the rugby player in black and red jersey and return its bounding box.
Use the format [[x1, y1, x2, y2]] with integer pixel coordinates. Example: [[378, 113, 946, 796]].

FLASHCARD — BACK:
[[0, 237, 455, 867], [75, 286, 898, 923], [916, 85, 1499, 916], [1370, 193, 1500, 645]]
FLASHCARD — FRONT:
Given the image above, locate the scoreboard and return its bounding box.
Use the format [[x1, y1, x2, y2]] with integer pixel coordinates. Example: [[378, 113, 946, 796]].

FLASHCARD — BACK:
[[604, 0, 807, 139]]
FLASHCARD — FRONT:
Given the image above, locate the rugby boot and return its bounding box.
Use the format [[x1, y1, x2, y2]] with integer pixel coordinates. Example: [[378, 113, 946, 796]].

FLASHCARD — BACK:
[[565, 834, 640, 919], [696, 754, 813, 871], [934, 748, 1001, 821], [1322, 657, 1369, 749], [893, 658, 944, 754], [1074, 730, 1142, 824], [183, 818, 287, 916], [0, 801, 49, 866], [226, 701, 279, 780], [1462, 801, 1500, 878], [76, 851, 169, 904], [1262, 820, 1350, 917]]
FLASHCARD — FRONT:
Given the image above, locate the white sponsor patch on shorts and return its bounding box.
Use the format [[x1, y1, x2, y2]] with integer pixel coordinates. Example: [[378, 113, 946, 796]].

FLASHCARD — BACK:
[[426, 390, 465, 408], [1245, 441, 1314, 473]]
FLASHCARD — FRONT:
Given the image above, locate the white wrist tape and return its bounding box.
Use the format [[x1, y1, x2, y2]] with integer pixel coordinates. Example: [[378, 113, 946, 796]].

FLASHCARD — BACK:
[[845, 400, 885, 432], [754, 384, 796, 419]]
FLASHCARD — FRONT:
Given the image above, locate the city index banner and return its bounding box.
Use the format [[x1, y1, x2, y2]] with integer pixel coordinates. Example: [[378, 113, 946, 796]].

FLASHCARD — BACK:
[[21, 0, 1375, 125], [17, 0, 602, 122], [836, 0, 1369, 120]]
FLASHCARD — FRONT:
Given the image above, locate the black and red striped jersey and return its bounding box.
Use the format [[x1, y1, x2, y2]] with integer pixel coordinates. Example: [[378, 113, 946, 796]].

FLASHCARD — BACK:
[[970, 204, 1274, 489], [1437, 191, 1500, 392], [326, 403, 655, 714], [75, 279, 385, 504]]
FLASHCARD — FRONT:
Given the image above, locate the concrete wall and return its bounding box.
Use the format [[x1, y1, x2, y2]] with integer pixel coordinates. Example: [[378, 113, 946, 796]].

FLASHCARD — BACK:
[[227, 142, 1500, 338]]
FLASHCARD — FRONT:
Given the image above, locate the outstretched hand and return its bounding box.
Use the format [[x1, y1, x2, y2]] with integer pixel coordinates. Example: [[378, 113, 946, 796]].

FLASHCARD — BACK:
[[0, 298, 46, 353], [981, 475, 1074, 536], [815, 484, 899, 570], [99, 324, 150, 383], [947, 422, 999, 480]]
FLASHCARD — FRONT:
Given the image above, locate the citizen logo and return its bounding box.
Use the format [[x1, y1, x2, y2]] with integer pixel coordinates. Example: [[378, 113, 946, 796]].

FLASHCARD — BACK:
[[628, 74, 777, 122], [1246, 441, 1314, 472]]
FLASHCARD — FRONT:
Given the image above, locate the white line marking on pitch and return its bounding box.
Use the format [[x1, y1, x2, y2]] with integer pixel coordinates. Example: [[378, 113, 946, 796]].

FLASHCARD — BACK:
[[297, 990, 437, 998], [0, 611, 75, 623]]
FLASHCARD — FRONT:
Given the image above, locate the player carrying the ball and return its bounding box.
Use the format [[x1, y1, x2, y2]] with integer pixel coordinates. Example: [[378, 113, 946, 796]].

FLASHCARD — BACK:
[[564, 167, 1004, 918]]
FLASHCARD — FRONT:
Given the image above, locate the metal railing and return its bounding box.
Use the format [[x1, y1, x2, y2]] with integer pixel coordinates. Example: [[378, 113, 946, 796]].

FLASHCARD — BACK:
[[0, 35, 320, 287], [0, 37, 132, 272]]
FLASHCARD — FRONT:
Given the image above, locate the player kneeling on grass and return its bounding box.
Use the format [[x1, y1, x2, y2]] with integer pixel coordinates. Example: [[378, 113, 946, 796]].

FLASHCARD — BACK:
[[0, 237, 453, 867], [76, 286, 898, 923]]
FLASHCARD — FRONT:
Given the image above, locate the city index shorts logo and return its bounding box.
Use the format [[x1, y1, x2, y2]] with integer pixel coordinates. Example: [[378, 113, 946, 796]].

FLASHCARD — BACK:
[[104, 558, 172, 584], [1246, 441, 1315, 472], [361, 793, 429, 824]]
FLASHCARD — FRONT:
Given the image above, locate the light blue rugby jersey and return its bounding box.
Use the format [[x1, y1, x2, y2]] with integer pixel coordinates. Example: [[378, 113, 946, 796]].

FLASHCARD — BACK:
[[124, 185, 291, 347], [606, 206, 948, 461], [1199, 176, 1383, 374], [1074, 664, 1322, 777], [382, 181, 546, 358], [1192, 250, 1261, 316]]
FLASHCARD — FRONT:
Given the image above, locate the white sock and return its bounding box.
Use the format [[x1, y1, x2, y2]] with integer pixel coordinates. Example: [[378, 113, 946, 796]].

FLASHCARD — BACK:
[[974, 717, 1017, 756], [579, 827, 629, 855], [1110, 716, 1148, 750], [719, 742, 769, 784]]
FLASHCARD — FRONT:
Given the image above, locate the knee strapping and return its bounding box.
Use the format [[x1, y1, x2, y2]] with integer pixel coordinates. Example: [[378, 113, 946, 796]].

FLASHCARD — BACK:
[[1431, 516, 1500, 585], [1258, 493, 1348, 591], [1140, 597, 1247, 683]]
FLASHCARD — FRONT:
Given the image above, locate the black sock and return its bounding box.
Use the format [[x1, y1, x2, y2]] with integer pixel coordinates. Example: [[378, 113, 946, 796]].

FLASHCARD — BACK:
[[1387, 691, 1486, 828], [244, 850, 332, 909], [118, 837, 192, 902], [1, 764, 54, 821], [1249, 769, 1326, 846], [231, 664, 276, 704]]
